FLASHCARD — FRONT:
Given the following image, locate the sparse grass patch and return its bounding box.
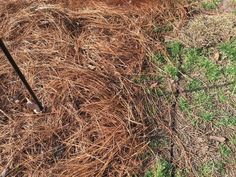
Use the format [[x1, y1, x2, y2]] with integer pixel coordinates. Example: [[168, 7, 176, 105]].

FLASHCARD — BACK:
[[200, 111, 214, 122], [219, 144, 232, 158], [230, 135, 236, 146], [201, 59, 221, 81], [217, 117, 236, 127], [182, 48, 202, 72], [167, 41, 183, 59], [194, 92, 213, 108], [199, 161, 215, 177], [164, 65, 179, 80], [187, 79, 203, 90], [179, 97, 189, 112], [144, 160, 172, 177], [219, 38, 236, 61], [202, 0, 222, 10], [176, 31, 236, 175], [199, 160, 226, 177]]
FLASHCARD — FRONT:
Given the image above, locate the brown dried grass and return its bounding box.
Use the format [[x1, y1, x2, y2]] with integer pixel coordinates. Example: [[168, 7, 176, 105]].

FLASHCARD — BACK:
[[180, 13, 236, 48], [0, 1, 186, 176]]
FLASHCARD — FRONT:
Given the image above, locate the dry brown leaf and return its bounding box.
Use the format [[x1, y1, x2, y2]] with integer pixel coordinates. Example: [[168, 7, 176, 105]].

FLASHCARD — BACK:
[[209, 136, 226, 143]]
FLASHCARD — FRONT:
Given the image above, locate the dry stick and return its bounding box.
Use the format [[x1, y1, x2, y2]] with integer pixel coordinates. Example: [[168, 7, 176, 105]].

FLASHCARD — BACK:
[[157, 81, 235, 97], [0, 38, 43, 111], [170, 50, 184, 177], [156, 116, 196, 177]]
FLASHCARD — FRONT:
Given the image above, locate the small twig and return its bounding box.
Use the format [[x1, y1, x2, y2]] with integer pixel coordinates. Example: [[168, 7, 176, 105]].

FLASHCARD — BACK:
[[157, 81, 236, 97]]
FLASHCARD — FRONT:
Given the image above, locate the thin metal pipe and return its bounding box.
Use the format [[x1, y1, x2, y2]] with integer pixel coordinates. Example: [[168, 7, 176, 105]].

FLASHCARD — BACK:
[[0, 38, 43, 111]]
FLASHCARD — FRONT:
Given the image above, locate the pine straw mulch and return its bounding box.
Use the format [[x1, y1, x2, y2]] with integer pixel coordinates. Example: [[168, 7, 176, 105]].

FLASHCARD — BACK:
[[0, 1, 187, 176]]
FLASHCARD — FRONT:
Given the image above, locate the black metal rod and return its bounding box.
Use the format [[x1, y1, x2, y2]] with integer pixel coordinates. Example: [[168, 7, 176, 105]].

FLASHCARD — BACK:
[[0, 38, 43, 111]]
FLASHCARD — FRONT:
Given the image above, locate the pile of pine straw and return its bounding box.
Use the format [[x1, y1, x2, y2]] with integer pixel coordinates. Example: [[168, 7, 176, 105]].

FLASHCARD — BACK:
[[0, 1, 186, 176]]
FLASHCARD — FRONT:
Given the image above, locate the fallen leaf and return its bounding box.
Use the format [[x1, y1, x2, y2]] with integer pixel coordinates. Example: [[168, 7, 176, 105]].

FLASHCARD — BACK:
[[209, 136, 226, 143]]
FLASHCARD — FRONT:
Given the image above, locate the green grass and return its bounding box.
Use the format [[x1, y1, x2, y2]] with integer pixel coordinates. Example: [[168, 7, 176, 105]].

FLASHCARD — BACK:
[[187, 79, 203, 90], [164, 65, 179, 80], [179, 97, 189, 112], [177, 38, 235, 175], [217, 117, 236, 127], [202, 0, 222, 10], [199, 161, 226, 177], [220, 38, 236, 61], [202, 60, 221, 81], [201, 111, 214, 122], [144, 160, 172, 177], [178, 37, 236, 125], [182, 48, 200, 72]]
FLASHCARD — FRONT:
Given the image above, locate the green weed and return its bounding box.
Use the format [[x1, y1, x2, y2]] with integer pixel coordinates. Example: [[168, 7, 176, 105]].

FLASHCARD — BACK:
[[144, 171, 154, 177]]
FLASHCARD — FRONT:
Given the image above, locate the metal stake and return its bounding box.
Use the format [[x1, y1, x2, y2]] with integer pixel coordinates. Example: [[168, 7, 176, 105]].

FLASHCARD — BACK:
[[0, 38, 43, 111]]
